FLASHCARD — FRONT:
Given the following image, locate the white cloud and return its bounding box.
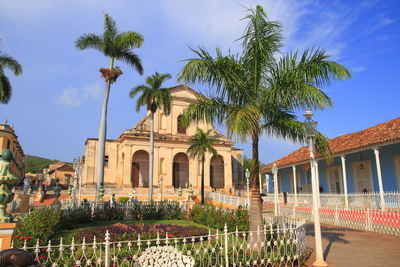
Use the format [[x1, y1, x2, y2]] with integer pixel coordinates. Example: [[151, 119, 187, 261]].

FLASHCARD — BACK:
[[350, 66, 366, 73], [58, 83, 102, 107]]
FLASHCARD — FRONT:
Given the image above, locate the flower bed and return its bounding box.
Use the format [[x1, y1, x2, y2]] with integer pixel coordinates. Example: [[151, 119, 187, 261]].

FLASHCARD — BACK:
[[74, 223, 210, 243]]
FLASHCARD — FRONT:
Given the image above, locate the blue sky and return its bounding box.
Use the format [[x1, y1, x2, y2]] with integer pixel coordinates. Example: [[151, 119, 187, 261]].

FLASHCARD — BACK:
[[0, 0, 399, 164]]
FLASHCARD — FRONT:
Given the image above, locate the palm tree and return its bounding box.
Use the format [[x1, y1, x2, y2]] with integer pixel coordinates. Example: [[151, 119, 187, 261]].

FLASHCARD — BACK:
[[130, 72, 172, 201], [187, 128, 219, 204], [0, 43, 22, 103], [76, 13, 144, 198], [178, 5, 350, 231]]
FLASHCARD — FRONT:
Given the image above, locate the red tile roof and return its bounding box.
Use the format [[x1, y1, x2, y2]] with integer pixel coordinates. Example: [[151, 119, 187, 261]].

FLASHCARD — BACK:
[[261, 118, 400, 174]]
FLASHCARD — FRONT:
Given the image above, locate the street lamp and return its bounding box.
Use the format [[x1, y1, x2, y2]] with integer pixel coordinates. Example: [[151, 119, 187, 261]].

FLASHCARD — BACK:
[[302, 109, 327, 267], [272, 163, 279, 216], [245, 169, 250, 209], [72, 157, 81, 208]]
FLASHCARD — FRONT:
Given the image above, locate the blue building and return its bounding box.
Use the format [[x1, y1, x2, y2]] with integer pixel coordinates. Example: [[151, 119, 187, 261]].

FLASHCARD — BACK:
[[261, 118, 400, 195]]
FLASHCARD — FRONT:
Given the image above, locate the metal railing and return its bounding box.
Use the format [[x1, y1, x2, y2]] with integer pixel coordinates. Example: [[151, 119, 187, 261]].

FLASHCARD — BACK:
[[275, 204, 400, 236], [17, 220, 306, 267], [262, 191, 400, 210], [204, 191, 248, 207]]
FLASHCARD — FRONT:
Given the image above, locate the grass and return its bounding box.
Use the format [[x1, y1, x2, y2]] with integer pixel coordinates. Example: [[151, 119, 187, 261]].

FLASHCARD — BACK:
[[54, 219, 213, 243]]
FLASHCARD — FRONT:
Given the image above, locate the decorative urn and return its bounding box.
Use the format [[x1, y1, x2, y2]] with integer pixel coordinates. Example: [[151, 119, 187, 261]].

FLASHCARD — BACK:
[[0, 149, 18, 223]]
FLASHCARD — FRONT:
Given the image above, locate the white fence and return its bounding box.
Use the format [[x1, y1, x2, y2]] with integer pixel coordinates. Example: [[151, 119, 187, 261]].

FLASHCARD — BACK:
[[17, 220, 306, 267], [262, 191, 400, 210], [274, 204, 400, 236], [204, 191, 248, 207]]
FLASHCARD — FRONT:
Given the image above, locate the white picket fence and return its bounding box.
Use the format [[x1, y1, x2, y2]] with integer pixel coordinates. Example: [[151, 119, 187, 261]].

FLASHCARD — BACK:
[[262, 191, 400, 210], [204, 191, 248, 207], [273, 204, 400, 236], [17, 218, 306, 267]]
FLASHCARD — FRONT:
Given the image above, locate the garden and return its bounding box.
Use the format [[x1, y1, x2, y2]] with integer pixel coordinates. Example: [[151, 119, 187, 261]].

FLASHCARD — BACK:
[[13, 201, 305, 266]]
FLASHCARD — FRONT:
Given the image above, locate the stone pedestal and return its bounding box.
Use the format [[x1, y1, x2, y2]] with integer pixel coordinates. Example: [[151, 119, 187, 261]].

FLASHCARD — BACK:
[[15, 195, 30, 213], [0, 223, 17, 250]]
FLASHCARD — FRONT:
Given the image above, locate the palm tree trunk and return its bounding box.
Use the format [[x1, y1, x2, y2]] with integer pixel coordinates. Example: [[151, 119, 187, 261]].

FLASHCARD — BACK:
[[201, 155, 205, 204], [148, 112, 154, 201], [95, 80, 111, 200], [249, 133, 263, 233]]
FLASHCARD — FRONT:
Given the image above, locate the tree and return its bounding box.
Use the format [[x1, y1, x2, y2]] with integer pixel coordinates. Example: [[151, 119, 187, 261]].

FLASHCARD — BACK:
[[178, 5, 350, 232], [130, 72, 172, 201], [187, 128, 218, 204], [0, 42, 22, 104], [76, 13, 144, 198]]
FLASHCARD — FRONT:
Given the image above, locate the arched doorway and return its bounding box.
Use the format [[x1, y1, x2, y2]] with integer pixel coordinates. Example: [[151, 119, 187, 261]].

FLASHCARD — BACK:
[[173, 153, 189, 188], [210, 155, 224, 189], [131, 150, 149, 188]]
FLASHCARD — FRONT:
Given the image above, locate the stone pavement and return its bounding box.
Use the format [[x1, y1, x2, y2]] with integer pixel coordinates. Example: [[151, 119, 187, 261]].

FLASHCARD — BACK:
[[305, 223, 400, 267]]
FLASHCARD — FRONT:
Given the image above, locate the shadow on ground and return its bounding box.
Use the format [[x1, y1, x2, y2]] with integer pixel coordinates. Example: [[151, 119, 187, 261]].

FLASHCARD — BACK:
[[305, 224, 350, 261]]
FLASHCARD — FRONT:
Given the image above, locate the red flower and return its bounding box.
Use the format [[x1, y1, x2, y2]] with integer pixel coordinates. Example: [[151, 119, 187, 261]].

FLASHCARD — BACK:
[[38, 255, 45, 260], [19, 236, 32, 240], [14, 235, 19, 238], [168, 233, 173, 238]]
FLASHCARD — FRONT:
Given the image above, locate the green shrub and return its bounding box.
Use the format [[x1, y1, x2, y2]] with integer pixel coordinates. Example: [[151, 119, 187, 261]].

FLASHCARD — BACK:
[[58, 206, 92, 229], [14, 207, 61, 247], [189, 204, 249, 232], [128, 201, 183, 220], [118, 197, 129, 204]]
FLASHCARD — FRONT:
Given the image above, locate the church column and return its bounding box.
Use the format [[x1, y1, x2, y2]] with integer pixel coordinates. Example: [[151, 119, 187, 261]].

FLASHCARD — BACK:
[[123, 146, 132, 186], [223, 152, 233, 194], [204, 153, 211, 190], [164, 148, 174, 189], [153, 146, 160, 188]]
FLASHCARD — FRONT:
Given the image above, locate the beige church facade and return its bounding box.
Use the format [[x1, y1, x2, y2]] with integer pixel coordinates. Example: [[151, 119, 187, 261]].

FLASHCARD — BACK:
[[82, 85, 243, 196]]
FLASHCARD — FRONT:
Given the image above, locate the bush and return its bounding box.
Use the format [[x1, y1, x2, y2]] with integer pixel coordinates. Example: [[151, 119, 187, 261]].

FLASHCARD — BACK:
[[118, 197, 129, 204], [189, 204, 249, 232], [58, 206, 92, 229], [128, 201, 183, 220], [14, 207, 61, 247]]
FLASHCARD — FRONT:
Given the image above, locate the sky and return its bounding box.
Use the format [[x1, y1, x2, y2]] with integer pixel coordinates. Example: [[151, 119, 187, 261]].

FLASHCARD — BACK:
[[0, 0, 399, 164]]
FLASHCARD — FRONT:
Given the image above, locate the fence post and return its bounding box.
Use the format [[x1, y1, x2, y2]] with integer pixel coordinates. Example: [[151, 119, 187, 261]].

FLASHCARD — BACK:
[[105, 230, 110, 267], [224, 224, 229, 267]]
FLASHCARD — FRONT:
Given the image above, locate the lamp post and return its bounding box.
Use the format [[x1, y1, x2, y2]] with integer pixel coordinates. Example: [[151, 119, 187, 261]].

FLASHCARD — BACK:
[[303, 109, 327, 267], [245, 169, 250, 209], [272, 163, 279, 216], [72, 157, 81, 208]]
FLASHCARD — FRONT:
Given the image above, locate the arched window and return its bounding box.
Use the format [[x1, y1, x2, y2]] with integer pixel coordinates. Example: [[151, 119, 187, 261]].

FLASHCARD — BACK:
[[177, 115, 186, 134]]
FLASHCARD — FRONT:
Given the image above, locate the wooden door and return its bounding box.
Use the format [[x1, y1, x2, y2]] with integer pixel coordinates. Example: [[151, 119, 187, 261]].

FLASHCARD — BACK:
[[353, 161, 373, 192], [327, 166, 343, 193], [131, 162, 140, 188]]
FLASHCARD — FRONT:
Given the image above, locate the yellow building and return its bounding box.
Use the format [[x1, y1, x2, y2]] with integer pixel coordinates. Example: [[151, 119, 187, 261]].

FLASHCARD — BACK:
[[82, 85, 243, 196], [43, 162, 75, 187], [0, 121, 25, 179]]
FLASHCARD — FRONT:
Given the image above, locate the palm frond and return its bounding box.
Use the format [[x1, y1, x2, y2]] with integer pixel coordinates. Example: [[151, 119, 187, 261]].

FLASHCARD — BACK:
[[0, 74, 12, 104], [116, 31, 144, 50], [226, 105, 260, 141], [118, 50, 143, 75], [103, 13, 119, 42], [181, 96, 228, 127], [0, 54, 22, 75], [75, 34, 103, 51], [187, 128, 219, 159]]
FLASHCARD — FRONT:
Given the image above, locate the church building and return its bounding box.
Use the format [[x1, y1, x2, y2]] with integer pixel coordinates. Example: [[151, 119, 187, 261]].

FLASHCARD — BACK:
[[81, 84, 243, 196]]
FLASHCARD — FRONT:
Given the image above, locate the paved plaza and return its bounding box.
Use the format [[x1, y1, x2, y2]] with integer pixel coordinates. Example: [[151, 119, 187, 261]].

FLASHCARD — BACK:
[[305, 223, 400, 267]]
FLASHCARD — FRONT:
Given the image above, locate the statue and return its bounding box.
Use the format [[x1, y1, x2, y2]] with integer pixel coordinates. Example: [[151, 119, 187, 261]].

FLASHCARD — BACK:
[[0, 149, 18, 223], [52, 178, 61, 205], [22, 177, 31, 195]]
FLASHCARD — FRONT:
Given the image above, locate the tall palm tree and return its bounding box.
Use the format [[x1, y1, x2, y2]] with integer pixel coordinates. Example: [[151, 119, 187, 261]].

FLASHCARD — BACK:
[[130, 72, 172, 201], [179, 5, 350, 231], [0, 43, 22, 104], [76, 13, 144, 198], [187, 128, 218, 204]]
